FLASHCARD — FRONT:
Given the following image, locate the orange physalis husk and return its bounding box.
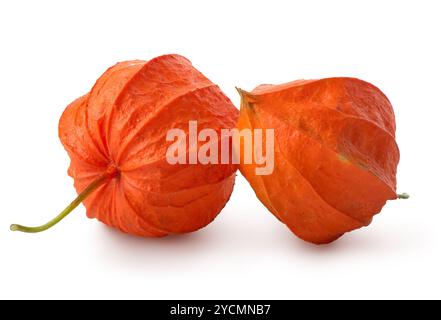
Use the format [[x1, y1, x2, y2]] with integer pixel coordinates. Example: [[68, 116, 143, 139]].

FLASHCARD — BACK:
[[236, 78, 405, 244], [11, 54, 238, 236]]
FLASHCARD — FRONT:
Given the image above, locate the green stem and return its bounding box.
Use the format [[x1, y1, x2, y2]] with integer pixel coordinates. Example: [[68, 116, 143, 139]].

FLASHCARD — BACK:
[[10, 169, 116, 233], [397, 193, 410, 199]]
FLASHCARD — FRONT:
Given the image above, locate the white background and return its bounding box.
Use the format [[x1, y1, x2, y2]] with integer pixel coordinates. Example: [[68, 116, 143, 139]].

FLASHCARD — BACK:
[[0, 0, 439, 299]]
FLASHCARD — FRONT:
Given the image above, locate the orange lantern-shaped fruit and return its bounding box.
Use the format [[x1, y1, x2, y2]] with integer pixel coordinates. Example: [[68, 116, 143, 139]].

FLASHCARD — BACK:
[[236, 78, 406, 244], [11, 54, 238, 236]]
